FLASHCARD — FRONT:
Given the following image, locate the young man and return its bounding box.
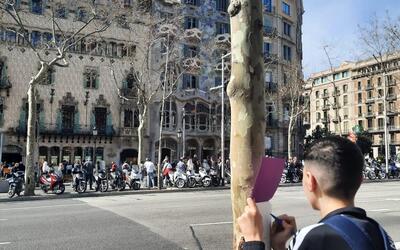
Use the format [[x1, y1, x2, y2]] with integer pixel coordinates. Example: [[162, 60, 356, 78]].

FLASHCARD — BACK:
[[238, 136, 395, 250]]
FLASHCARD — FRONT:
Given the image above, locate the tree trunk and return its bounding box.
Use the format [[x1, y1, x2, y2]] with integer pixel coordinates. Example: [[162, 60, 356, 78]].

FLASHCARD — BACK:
[[287, 117, 293, 159], [227, 0, 265, 248], [137, 106, 147, 165], [25, 83, 37, 196]]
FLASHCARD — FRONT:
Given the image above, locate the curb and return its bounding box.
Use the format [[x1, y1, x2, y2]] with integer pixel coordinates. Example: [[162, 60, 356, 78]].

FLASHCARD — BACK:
[[0, 186, 231, 203]]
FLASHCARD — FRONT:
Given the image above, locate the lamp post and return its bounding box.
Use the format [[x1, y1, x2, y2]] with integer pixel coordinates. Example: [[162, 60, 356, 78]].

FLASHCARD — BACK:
[[210, 52, 231, 186], [49, 88, 55, 125], [177, 129, 182, 159], [92, 126, 98, 173], [182, 107, 186, 158], [84, 91, 90, 127]]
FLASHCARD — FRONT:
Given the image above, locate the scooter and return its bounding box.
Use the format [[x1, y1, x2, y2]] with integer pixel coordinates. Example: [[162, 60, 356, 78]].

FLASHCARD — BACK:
[[209, 168, 220, 187], [94, 170, 108, 192], [124, 169, 142, 190], [7, 171, 24, 198], [72, 168, 87, 193], [110, 170, 126, 191], [39, 171, 65, 195], [187, 168, 211, 188]]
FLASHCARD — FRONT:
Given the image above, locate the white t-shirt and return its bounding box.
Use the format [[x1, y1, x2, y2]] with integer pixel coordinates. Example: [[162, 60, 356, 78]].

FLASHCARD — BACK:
[[144, 161, 155, 173]]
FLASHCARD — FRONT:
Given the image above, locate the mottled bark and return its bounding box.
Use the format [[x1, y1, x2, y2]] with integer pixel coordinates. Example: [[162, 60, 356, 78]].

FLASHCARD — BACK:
[[227, 0, 265, 248], [25, 83, 37, 196], [137, 106, 147, 165]]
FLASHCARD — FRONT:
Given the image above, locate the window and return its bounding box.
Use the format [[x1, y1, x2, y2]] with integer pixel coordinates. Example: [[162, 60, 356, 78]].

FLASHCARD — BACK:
[[263, 0, 272, 12], [342, 71, 349, 78], [76, 7, 88, 22], [263, 42, 271, 56], [161, 101, 177, 129], [358, 81, 361, 90], [343, 95, 348, 106], [44, 67, 55, 85], [378, 118, 384, 129], [94, 107, 107, 134], [333, 73, 339, 80], [123, 0, 132, 7], [183, 45, 199, 57], [358, 106, 362, 117], [389, 102, 395, 112], [377, 77, 382, 86], [56, 5, 67, 18], [315, 91, 319, 98], [31, 0, 43, 14], [343, 121, 349, 133], [196, 103, 210, 131], [388, 87, 394, 97], [283, 22, 291, 37], [367, 90, 373, 99], [216, 0, 228, 12], [367, 105, 373, 114], [282, 1, 290, 15], [378, 89, 383, 98], [358, 93, 362, 104], [378, 103, 383, 114], [183, 74, 198, 89], [61, 105, 75, 133], [358, 120, 363, 128], [343, 108, 349, 119], [283, 45, 291, 61], [124, 110, 133, 127], [216, 22, 230, 34], [31, 31, 41, 47], [185, 0, 199, 6], [5, 29, 16, 43], [342, 84, 348, 93], [316, 100, 320, 110], [184, 17, 199, 29], [84, 68, 98, 89], [316, 112, 321, 122], [367, 118, 373, 129]]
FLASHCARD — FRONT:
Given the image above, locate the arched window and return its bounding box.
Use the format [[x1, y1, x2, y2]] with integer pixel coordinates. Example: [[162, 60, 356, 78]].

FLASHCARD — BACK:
[[161, 101, 177, 129], [184, 103, 196, 130], [196, 103, 209, 131]]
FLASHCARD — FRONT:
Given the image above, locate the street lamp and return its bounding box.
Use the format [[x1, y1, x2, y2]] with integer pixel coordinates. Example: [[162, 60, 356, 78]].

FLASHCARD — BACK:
[[49, 88, 55, 125], [92, 126, 98, 173], [182, 107, 186, 158], [177, 128, 182, 158], [210, 52, 231, 186]]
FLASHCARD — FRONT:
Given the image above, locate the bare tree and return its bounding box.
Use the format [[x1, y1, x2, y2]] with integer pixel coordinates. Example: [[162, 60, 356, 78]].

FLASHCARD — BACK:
[[227, 0, 265, 248], [110, 11, 182, 168], [0, 0, 116, 195], [267, 64, 307, 159], [358, 14, 397, 173]]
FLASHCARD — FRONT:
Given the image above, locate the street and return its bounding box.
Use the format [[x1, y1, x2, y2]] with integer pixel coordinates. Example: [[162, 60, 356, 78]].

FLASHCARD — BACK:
[[0, 182, 399, 250]]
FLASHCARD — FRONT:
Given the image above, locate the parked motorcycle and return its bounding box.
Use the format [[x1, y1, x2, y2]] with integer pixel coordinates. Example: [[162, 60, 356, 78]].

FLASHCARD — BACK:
[[94, 170, 108, 192], [187, 169, 211, 188], [281, 166, 301, 183], [72, 168, 87, 193], [388, 162, 400, 178], [365, 164, 377, 180], [7, 171, 24, 198], [373, 162, 386, 179], [124, 169, 142, 190], [39, 171, 65, 194], [110, 170, 126, 191], [209, 168, 220, 187]]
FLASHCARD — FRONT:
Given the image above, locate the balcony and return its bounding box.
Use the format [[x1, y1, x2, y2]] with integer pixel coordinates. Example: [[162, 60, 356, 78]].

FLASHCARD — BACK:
[[387, 94, 397, 100], [366, 84, 374, 90], [119, 127, 138, 137], [365, 112, 375, 118], [215, 34, 231, 50], [263, 26, 277, 37], [120, 88, 136, 99], [322, 92, 329, 98], [388, 80, 396, 86], [183, 57, 201, 74], [184, 28, 202, 44], [365, 97, 375, 103], [263, 53, 278, 64], [322, 105, 330, 111], [158, 24, 178, 38], [332, 90, 341, 97], [265, 82, 277, 92], [215, 60, 231, 72]]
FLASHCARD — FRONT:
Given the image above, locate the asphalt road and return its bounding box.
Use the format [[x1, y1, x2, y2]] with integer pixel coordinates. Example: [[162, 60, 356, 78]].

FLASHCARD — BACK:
[[0, 182, 399, 250]]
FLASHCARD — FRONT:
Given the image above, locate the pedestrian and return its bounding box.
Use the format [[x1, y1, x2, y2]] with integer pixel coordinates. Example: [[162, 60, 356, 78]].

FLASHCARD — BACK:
[[42, 161, 50, 175], [202, 159, 210, 173], [237, 136, 395, 250], [186, 157, 194, 174], [83, 160, 94, 190], [193, 154, 200, 173], [162, 158, 173, 186], [143, 158, 155, 188]]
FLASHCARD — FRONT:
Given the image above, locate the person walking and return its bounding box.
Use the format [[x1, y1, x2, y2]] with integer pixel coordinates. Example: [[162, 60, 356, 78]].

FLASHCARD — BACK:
[[83, 160, 94, 190], [144, 158, 155, 188]]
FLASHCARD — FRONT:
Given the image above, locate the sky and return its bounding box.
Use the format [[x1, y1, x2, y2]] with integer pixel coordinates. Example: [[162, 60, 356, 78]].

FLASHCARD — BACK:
[[302, 0, 400, 78]]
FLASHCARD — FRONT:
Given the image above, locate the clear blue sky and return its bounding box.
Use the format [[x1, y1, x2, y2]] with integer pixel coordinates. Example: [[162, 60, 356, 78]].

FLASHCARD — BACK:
[[302, 0, 400, 78]]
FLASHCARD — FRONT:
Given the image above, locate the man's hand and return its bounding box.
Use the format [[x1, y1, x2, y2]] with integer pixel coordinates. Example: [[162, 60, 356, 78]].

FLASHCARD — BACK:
[[237, 198, 264, 242], [270, 214, 297, 250]]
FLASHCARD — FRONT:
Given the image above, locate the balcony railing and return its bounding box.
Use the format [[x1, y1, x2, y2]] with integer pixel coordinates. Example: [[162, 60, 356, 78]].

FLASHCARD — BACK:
[[17, 123, 115, 136], [366, 84, 374, 90]]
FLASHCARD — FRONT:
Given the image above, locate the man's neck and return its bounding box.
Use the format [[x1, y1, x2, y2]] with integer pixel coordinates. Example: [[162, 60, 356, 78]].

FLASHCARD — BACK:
[[319, 196, 355, 218]]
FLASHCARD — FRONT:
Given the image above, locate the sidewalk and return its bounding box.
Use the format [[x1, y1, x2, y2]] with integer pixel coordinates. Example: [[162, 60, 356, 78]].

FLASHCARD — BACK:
[[0, 183, 231, 203]]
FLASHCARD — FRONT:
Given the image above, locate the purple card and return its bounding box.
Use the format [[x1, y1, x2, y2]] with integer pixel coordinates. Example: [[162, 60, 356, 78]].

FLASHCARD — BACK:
[[251, 157, 285, 203]]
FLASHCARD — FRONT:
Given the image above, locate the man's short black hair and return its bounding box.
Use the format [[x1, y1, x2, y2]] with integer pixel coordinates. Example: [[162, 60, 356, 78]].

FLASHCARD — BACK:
[[304, 136, 364, 200]]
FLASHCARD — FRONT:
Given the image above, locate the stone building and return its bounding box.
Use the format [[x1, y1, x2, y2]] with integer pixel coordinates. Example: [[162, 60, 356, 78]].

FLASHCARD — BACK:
[[305, 54, 400, 158], [0, 0, 304, 166]]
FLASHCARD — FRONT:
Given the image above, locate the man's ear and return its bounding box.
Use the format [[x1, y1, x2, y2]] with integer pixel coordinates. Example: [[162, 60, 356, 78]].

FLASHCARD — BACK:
[[305, 170, 318, 192]]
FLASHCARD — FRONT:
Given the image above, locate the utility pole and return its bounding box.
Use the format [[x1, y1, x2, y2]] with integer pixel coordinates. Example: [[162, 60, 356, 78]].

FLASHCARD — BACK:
[[383, 73, 389, 174], [182, 107, 186, 157]]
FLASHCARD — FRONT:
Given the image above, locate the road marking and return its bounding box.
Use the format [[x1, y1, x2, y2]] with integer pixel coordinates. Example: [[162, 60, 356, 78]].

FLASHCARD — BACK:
[[369, 209, 390, 212], [190, 221, 232, 227], [386, 198, 400, 201], [0, 242, 11, 245], [0, 219, 8, 221], [0, 203, 85, 211]]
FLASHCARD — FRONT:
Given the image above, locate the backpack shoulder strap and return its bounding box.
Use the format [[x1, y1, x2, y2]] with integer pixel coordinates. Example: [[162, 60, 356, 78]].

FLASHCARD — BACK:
[[323, 214, 374, 250], [366, 217, 397, 250]]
